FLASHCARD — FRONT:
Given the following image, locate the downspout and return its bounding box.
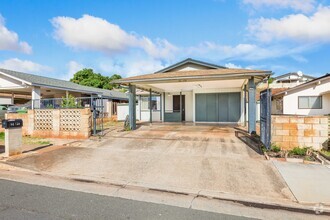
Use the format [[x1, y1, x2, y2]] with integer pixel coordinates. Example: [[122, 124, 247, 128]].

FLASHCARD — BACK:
[[149, 89, 152, 124], [180, 91, 182, 122]]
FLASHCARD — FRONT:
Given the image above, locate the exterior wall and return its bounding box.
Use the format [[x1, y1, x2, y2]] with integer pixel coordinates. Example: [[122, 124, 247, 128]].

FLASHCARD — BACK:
[[117, 103, 161, 122], [164, 91, 193, 122], [5, 108, 91, 139], [119, 87, 246, 124], [0, 97, 13, 105], [165, 63, 212, 72], [283, 78, 330, 115], [117, 104, 130, 121], [271, 115, 329, 150]]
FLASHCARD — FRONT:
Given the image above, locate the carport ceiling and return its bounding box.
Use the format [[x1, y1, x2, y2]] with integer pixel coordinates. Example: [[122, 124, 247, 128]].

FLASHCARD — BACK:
[[147, 79, 246, 92]]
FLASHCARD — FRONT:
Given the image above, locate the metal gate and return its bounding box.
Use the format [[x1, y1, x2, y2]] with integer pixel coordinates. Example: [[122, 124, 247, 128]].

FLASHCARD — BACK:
[[260, 89, 271, 149], [91, 96, 104, 136]]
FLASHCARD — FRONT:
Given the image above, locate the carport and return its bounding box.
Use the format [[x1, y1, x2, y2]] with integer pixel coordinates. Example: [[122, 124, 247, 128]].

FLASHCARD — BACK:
[[115, 68, 271, 134]]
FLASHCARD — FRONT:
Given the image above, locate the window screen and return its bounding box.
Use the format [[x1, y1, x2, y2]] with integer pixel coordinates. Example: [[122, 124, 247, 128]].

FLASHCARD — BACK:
[[141, 96, 160, 111], [298, 96, 322, 109]]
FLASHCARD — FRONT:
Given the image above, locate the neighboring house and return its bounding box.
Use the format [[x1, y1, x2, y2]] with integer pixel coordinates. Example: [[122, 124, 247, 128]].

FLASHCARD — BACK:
[[0, 68, 128, 116], [272, 74, 330, 115], [115, 58, 272, 133], [271, 72, 315, 88]]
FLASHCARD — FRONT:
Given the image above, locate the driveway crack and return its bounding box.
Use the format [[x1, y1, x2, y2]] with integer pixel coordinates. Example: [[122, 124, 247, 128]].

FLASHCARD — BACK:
[[189, 190, 201, 209]]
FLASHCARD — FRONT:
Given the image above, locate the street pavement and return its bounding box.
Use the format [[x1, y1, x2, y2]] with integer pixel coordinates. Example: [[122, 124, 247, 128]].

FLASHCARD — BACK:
[[0, 179, 253, 220]]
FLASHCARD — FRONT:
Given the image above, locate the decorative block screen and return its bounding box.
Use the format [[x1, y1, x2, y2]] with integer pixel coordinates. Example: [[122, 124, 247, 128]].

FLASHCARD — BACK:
[[60, 109, 81, 131], [34, 110, 53, 130]]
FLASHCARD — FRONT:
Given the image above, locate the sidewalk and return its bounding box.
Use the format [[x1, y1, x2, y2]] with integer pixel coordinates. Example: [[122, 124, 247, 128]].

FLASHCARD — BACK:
[[273, 161, 330, 205]]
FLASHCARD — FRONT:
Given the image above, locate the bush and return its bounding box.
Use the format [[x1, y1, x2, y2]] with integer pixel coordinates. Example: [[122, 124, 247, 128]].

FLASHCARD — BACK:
[[0, 132, 4, 140], [271, 144, 281, 153], [289, 147, 308, 156]]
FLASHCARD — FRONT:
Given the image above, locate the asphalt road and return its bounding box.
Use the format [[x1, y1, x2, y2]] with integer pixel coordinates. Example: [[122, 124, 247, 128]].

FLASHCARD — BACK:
[[0, 179, 254, 220]]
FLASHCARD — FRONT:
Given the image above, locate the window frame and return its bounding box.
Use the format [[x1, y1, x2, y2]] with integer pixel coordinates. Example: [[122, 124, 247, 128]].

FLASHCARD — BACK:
[[298, 96, 322, 109], [140, 96, 160, 111]]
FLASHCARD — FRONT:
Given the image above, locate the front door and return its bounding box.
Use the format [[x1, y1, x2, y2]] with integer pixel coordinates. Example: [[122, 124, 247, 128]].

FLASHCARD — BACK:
[[173, 95, 185, 121]]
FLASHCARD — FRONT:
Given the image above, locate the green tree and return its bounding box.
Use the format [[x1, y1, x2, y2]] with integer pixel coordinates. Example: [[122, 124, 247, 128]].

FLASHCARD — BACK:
[[70, 68, 122, 90]]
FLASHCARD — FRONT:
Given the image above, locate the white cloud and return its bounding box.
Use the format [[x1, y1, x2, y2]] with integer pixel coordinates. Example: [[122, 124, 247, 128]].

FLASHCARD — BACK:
[[99, 57, 166, 77], [63, 60, 85, 80], [224, 63, 242, 69], [248, 6, 330, 43], [243, 0, 316, 13], [51, 14, 177, 59], [0, 58, 52, 73], [185, 41, 307, 61], [0, 15, 32, 54]]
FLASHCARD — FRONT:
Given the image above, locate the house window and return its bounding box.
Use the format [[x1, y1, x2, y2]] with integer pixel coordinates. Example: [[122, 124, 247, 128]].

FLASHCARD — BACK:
[[141, 96, 160, 111], [298, 96, 322, 109]]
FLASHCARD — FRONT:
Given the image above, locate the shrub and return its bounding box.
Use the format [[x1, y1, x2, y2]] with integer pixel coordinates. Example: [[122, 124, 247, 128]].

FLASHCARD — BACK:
[[289, 147, 308, 156], [0, 132, 4, 140], [271, 144, 281, 153]]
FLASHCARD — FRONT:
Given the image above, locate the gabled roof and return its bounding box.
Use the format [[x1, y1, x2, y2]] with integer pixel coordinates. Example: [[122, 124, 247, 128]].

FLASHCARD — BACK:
[[273, 73, 330, 97], [155, 58, 226, 73], [0, 68, 127, 100], [274, 72, 316, 80]]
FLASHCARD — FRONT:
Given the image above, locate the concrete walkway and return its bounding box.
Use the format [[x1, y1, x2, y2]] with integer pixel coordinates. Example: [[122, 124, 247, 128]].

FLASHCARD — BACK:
[[273, 161, 330, 205], [5, 124, 294, 204]]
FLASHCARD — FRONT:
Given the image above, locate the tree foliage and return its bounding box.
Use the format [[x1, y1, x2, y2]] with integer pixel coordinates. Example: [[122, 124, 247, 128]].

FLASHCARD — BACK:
[[70, 68, 122, 90]]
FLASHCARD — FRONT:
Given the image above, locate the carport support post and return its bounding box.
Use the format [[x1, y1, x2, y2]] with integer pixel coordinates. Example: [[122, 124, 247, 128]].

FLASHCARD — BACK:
[[128, 84, 136, 130], [149, 89, 152, 124], [248, 77, 256, 134]]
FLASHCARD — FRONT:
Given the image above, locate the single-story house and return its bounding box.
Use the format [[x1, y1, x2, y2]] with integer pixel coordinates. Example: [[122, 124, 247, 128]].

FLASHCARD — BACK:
[[272, 73, 330, 116], [0, 68, 128, 116], [115, 58, 272, 133]]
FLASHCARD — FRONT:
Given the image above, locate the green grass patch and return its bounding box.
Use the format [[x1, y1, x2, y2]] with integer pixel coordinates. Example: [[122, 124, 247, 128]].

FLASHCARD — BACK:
[[37, 140, 51, 145], [321, 149, 330, 157], [0, 132, 4, 140]]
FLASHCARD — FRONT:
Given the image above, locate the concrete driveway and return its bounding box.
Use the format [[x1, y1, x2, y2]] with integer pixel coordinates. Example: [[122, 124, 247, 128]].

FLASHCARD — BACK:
[[7, 124, 294, 202]]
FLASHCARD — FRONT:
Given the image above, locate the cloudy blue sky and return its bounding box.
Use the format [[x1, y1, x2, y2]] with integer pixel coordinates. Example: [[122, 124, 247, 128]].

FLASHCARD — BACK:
[[0, 0, 329, 79]]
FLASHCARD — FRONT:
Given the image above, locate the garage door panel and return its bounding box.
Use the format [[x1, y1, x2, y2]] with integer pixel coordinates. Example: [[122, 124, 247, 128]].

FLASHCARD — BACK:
[[206, 93, 218, 122], [195, 92, 240, 122], [228, 93, 241, 122], [195, 94, 207, 121], [218, 93, 229, 122]]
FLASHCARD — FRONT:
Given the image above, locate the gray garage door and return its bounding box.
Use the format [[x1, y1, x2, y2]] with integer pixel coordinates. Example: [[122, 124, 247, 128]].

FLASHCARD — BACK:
[[195, 93, 241, 122]]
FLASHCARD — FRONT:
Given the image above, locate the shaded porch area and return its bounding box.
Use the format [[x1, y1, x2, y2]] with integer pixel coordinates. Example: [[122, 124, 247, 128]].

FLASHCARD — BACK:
[[115, 68, 272, 134]]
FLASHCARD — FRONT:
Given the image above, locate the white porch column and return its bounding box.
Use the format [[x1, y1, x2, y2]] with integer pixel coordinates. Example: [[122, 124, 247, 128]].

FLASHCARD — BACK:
[[11, 93, 14, 105], [31, 86, 41, 109], [248, 78, 256, 134]]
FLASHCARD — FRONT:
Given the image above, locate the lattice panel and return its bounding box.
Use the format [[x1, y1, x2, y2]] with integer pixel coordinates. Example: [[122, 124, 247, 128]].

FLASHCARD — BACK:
[[34, 109, 53, 130], [60, 109, 81, 131]]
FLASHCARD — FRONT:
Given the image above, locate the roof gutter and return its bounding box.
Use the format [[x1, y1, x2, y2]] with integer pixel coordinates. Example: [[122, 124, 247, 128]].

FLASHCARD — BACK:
[[114, 72, 272, 84]]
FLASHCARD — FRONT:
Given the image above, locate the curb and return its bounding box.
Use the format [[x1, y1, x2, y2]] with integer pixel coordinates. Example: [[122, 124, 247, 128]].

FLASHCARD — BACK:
[[40, 173, 330, 216], [1, 162, 330, 216]]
